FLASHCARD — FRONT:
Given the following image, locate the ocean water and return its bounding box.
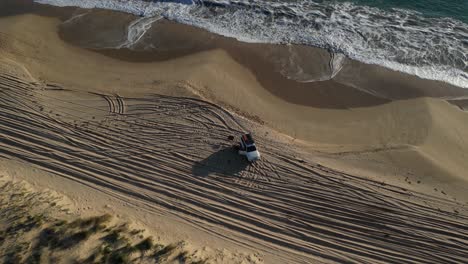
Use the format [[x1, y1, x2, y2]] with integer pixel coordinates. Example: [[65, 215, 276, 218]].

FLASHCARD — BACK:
[[34, 0, 468, 88], [337, 0, 467, 23]]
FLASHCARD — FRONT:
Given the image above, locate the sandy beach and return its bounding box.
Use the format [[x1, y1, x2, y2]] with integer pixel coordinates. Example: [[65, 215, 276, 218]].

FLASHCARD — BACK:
[[1, 1, 468, 263]]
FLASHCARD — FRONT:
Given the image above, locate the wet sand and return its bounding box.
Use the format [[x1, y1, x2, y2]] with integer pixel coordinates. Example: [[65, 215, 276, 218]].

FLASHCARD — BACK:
[[1, 1, 468, 263]]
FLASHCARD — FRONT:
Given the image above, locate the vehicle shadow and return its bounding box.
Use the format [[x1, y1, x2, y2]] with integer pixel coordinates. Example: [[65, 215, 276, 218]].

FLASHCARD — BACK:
[[192, 147, 249, 177]]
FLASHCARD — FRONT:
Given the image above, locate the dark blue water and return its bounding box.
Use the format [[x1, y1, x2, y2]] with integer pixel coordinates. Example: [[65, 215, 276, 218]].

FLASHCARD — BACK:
[[340, 0, 468, 23]]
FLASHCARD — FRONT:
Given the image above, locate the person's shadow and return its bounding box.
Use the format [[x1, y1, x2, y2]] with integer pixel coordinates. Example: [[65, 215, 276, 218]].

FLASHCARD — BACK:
[[192, 147, 249, 177]]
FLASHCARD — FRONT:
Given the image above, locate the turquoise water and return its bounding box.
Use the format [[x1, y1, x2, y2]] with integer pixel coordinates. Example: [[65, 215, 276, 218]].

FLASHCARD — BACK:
[[340, 0, 468, 23]]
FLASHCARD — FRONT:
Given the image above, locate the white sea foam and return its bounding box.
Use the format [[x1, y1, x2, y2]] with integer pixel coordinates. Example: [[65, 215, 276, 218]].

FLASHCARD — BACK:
[[330, 53, 346, 80], [62, 10, 90, 25], [34, 0, 468, 88], [119, 16, 163, 48]]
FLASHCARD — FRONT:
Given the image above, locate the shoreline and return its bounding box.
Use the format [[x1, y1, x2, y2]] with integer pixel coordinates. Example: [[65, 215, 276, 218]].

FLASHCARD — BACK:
[[1, 3, 468, 188], [9, 1, 468, 98], [31, 0, 468, 89], [58, 8, 468, 101], [1, 2, 468, 263]]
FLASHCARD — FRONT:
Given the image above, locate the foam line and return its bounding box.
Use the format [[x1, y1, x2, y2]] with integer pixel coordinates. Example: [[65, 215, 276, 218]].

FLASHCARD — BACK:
[[119, 16, 163, 49], [34, 0, 468, 88]]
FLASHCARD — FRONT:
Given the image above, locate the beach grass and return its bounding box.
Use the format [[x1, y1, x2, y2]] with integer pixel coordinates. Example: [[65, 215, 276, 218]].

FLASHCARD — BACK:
[[0, 180, 207, 264]]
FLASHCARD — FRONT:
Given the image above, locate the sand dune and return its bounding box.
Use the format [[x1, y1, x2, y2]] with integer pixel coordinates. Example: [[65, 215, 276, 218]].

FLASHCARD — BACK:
[[0, 175, 210, 264], [1, 7, 468, 263], [2, 65, 468, 263]]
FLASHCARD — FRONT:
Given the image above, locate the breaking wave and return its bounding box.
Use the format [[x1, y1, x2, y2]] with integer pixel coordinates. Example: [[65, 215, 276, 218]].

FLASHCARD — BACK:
[[35, 0, 468, 88]]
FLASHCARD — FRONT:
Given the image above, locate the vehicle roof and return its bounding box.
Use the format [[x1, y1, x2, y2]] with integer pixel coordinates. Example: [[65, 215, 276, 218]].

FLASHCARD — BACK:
[[241, 133, 255, 145]]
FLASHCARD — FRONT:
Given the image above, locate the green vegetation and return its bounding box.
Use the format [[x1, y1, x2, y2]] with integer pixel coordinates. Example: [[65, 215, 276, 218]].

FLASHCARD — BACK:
[[153, 243, 178, 262], [0, 180, 208, 264], [135, 237, 154, 252]]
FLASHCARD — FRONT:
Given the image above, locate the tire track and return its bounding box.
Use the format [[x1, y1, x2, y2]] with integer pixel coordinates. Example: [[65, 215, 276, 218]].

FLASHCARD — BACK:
[[1, 73, 468, 263]]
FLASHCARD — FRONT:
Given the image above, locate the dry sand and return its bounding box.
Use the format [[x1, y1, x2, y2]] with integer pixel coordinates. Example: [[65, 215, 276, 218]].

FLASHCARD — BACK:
[[0, 172, 213, 263], [1, 3, 468, 263]]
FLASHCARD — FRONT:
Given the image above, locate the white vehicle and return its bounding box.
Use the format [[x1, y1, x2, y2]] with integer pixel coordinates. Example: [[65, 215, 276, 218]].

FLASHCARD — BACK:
[[238, 133, 261, 162]]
